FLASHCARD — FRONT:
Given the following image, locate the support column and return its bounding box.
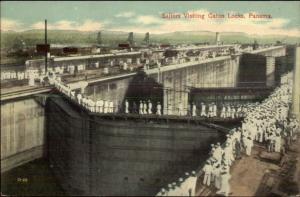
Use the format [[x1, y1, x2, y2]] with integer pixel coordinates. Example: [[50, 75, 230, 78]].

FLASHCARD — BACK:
[[292, 47, 300, 121], [266, 56, 275, 87], [163, 89, 168, 115]]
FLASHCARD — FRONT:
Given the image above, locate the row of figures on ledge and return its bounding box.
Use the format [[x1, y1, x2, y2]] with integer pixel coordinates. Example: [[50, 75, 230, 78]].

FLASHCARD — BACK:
[[1, 70, 42, 82], [62, 90, 116, 113], [49, 75, 116, 113], [1, 71, 27, 80], [123, 100, 259, 118], [199, 102, 259, 119], [77, 95, 115, 113], [125, 100, 162, 115]]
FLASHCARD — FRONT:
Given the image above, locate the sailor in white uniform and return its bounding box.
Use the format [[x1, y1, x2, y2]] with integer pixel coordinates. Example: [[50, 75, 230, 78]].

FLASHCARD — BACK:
[[192, 103, 197, 117], [96, 99, 104, 113], [202, 160, 213, 186], [143, 101, 148, 114], [125, 100, 129, 114], [157, 102, 162, 116], [148, 100, 152, 114], [77, 94, 82, 105], [139, 100, 144, 115], [212, 102, 217, 117], [200, 102, 206, 117], [216, 167, 231, 196], [108, 101, 113, 113], [226, 104, 231, 118], [104, 100, 109, 113], [221, 104, 226, 118]]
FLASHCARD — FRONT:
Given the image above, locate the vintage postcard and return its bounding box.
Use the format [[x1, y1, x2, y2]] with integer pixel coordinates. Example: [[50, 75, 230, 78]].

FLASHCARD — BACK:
[[1, 1, 300, 196]]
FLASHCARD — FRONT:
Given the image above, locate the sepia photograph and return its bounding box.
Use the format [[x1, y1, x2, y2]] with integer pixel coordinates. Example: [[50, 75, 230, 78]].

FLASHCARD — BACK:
[[1, 1, 300, 196]]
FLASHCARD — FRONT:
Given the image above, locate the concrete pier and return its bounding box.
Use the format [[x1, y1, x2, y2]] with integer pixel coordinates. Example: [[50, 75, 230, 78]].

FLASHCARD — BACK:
[[1, 98, 45, 172]]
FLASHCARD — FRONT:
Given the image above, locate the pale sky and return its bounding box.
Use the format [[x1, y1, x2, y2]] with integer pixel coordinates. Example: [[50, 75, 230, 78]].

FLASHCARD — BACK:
[[1, 1, 300, 36]]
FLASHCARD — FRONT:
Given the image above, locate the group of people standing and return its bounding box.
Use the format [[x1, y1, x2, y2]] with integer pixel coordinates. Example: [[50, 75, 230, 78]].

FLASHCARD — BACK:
[[78, 95, 115, 113], [124, 99, 162, 115], [200, 72, 299, 196], [1, 70, 26, 80], [156, 171, 197, 196], [1, 70, 40, 81], [51, 74, 116, 113], [199, 102, 257, 119]]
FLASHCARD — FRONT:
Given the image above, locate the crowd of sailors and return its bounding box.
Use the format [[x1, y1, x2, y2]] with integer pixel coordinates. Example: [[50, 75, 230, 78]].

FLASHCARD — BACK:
[[1, 70, 34, 81], [198, 102, 258, 119], [51, 74, 261, 120], [200, 72, 299, 196], [156, 171, 198, 196], [123, 100, 256, 119], [156, 72, 299, 196], [49, 75, 116, 113]]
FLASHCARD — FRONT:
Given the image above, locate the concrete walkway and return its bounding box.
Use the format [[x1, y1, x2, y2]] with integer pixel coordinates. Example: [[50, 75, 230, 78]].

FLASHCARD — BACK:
[[229, 145, 279, 196], [195, 135, 300, 196]]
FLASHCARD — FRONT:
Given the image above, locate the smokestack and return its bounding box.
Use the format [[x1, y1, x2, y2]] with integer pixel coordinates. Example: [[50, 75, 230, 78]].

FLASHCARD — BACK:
[[128, 32, 134, 46], [215, 32, 220, 45], [144, 32, 150, 45], [45, 19, 48, 73], [97, 31, 102, 45]]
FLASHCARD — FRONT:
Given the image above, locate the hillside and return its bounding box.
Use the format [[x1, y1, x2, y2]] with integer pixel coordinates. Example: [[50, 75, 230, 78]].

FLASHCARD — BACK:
[[1, 30, 300, 49]]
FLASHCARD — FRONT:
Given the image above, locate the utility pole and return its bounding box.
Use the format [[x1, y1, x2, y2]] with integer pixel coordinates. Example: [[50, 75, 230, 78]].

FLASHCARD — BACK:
[[45, 19, 48, 74], [97, 31, 102, 45]]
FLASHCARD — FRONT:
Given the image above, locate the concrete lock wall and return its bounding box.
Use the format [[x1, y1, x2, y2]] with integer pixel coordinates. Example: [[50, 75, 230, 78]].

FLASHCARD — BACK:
[[46, 96, 224, 196], [1, 98, 45, 172], [90, 117, 222, 196], [46, 97, 91, 195], [150, 56, 240, 115], [85, 77, 133, 112]]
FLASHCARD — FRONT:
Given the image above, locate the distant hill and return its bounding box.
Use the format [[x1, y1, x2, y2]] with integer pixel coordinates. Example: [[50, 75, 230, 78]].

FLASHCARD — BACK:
[[1, 29, 300, 49]]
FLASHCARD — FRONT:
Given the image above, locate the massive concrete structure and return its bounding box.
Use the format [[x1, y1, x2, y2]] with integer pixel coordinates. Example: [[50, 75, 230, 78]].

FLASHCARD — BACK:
[[144, 46, 286, 115], [46, 95, 226, 196], [1, 97, 45, 172], [0, 45, 291, 194]]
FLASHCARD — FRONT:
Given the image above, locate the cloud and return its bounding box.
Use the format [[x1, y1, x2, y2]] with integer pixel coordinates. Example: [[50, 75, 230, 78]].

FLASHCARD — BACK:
[[2, 10, 299, 37], [1, 18, 24, 31], [31, 20, 104, 31], [111, 10, 300, 37], [115, 12, 135, 18], [134, 15, 163, 25]]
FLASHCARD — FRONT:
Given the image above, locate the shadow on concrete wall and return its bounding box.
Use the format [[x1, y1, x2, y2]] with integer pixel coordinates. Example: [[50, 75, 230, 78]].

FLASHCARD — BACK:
[[122, 71, 163, 114]]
